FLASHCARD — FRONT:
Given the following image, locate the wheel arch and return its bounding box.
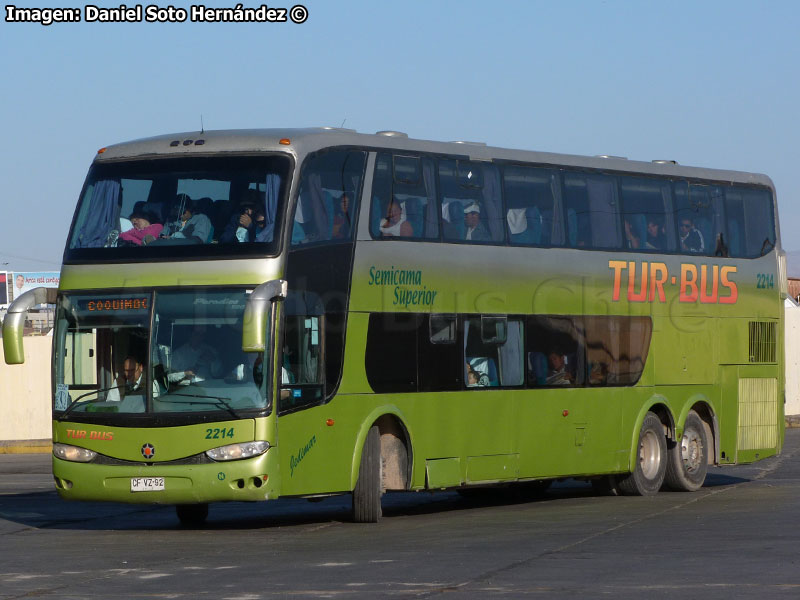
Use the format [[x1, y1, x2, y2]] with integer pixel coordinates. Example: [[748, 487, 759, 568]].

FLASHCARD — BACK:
[[349, 405, 413, 490], [627, 397, 675, 470], [678, 396, 720, 466]]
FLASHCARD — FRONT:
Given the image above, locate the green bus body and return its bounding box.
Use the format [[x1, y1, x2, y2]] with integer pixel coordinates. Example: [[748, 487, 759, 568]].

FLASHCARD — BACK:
[[14, 129, 784, 517]]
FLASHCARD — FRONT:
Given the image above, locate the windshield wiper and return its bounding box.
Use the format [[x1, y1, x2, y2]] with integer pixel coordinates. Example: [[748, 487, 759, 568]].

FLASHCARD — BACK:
[[57, 385, 126, 421], [159, 393, 241, 419]]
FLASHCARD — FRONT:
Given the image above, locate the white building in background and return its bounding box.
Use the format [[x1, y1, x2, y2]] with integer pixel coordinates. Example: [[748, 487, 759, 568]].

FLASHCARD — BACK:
[[785, 296, 800, 416]]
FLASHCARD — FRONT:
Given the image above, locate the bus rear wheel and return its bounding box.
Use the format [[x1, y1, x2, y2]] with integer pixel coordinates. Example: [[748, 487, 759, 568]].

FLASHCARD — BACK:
[[352, 425, 382, 523], [618, 412, 666, 496], [664, 411, 708, 492], [176, 503, 208, 526]]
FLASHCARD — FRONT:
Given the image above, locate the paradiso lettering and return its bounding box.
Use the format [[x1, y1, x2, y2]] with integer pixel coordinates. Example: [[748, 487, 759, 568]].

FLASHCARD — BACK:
[[368, 265, 438, 308], [609, 260, 738, 304]]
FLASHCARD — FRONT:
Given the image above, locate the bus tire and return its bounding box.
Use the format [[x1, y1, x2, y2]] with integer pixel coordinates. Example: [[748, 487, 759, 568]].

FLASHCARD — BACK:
[[664, 411, 708, 492], [352, 425, 382, 523], [176, 503, 208, 526], [618, 412, 666, 496]]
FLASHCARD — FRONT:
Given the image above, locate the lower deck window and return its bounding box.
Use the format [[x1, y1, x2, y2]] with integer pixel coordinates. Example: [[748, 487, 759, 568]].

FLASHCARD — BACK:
[[365, 312, 651, 394]]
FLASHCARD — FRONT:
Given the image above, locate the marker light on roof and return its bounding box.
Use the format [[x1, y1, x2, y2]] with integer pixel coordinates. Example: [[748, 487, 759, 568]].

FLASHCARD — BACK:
[[279, 138, 291, 145], [97, 147, 107, 154]]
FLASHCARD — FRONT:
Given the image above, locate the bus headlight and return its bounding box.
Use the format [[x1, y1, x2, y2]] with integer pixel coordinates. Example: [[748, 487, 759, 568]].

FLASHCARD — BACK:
[[206, 441, 270, 461], [53, 443, 97, 463]]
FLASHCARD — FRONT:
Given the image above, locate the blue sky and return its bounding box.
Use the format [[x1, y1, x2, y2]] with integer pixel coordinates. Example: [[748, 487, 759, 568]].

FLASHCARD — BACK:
[[1, 0, 798, 271]]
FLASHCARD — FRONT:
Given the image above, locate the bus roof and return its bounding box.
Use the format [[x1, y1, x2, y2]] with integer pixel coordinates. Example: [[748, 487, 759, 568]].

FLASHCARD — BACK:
[[95, 127, 774, 189]]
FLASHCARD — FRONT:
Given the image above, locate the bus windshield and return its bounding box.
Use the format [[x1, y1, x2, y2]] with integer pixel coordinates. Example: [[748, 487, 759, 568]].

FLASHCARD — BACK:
[[53, 289, 268, 421], [65, 154, 291, 262]]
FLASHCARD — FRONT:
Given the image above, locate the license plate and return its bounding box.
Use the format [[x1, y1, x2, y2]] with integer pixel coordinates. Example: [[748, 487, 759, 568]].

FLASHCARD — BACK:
[[130, 477, 165, 492]]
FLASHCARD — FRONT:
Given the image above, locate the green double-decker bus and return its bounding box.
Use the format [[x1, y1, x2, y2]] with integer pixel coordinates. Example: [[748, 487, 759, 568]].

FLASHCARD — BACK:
[[3, 128, 784, 523]]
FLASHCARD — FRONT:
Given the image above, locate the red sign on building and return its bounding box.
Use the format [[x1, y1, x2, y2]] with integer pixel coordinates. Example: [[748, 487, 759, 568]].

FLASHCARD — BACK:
[[0, 272, 7, 305]]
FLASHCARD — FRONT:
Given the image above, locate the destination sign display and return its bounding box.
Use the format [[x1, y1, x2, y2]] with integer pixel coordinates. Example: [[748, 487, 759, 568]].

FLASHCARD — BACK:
[[75, 296, 150, 314]]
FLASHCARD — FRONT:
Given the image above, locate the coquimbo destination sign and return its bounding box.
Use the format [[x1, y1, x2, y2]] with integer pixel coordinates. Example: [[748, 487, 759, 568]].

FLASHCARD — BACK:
[[3, 127, 784, 524]]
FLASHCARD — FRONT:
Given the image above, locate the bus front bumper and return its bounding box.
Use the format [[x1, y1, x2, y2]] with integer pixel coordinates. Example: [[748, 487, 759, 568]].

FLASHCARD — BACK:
[[52, 451, 280, 504]]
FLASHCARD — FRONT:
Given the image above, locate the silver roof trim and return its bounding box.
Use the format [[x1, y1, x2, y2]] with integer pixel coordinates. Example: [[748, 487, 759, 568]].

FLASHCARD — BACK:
[[318, 126, 357, 133], [90, 128, 773, 188], [375, 130, 408, 138]]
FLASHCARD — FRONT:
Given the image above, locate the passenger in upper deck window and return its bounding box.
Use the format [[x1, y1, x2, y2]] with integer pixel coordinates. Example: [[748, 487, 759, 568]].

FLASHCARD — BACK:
[[679, 217, 704, 253], [158, 197, 212, 245], [119, 208, 163, 246], [624, 219, 641, 249], [221, 201, 258, 243], [463, 203, 490, 242], [379, 200, 413, 237], [645, 217, 666, 250], [332, 193, 352, 240]]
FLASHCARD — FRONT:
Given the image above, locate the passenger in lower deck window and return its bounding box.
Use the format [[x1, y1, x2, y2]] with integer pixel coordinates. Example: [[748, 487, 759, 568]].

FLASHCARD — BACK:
[[107, 354, 159, 401], [546, 351, 573, 386], [465, 362, 489, 388], [463, 203, 490, 242], [379, 200, 414, 237], [588, 361, 609, 385], [169, 326, 223, 383], [679, 217, 704, 253]]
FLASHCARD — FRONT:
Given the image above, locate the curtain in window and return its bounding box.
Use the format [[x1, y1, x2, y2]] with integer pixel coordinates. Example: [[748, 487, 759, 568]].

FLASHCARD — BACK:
[[256, 173, 281, 242], [75, 179, 120, 247]]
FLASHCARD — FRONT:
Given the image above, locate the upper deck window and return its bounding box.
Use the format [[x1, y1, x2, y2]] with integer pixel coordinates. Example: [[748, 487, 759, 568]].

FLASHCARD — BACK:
[[291, 149, 367, 246], [563, 172, 621, 250], [439, 160, 504, 244], [503, 166, 561, 246], [65, 155, 291, 262], [723, 187, 776, 258], [619, 177, 676, 252], [369, 153, 438, 240]]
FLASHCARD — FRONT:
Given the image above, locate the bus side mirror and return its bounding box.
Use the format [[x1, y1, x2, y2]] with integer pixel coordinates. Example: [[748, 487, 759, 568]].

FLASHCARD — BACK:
[[242, 279, 287, 352], [2, 287, 58, 365]]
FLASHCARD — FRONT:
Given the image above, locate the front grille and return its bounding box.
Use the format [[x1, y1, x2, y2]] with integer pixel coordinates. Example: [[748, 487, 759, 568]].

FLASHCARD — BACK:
[[91, 453, 212, 466]]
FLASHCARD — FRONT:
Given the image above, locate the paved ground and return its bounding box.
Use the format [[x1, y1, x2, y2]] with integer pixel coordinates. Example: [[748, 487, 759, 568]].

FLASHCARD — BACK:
[[2, 431, 800, 599]]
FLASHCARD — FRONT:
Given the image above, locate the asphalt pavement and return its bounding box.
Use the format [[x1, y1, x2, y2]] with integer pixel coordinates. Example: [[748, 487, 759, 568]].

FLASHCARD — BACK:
[[1, 431, 800, 599]]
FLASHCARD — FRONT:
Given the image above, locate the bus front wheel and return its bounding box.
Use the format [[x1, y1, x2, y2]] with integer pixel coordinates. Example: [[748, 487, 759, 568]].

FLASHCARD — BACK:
[[352, 425, 382, 523], [664, 411, 708, 492], [618, 412, 666, 496], [176, 503, 209, 526]]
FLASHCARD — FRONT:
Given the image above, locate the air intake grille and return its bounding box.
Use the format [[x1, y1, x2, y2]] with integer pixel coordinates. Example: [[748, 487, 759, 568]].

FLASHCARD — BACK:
[[749, 321, 777, 363], [737, 378, 778, 451]]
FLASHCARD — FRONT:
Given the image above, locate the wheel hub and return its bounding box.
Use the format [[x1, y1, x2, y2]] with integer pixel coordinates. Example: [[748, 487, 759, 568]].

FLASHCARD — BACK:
[[639, 430, 661, 479], [681, 430, 703, 474]]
